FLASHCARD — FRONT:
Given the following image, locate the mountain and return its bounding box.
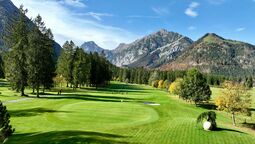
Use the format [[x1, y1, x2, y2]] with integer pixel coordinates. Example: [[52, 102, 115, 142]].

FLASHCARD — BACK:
[[161, 33, 255, 76], [81, 41, 105, 53], [0, 0, 61, 57], [80, 41, 113, 58], [0, 0, 19, 51], [102, 29, 191, 67]]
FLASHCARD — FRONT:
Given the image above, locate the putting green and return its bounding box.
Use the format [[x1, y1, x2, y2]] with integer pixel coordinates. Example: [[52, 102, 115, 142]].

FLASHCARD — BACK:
[[49, 101, 159, 130]]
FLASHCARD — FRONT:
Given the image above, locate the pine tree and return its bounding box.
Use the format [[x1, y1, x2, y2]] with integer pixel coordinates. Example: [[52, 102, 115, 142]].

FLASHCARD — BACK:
[[72, 48, 89, 88], [56, 41, 75, 87], [27, 15, 45, 97], [4, 6, 29, 96], [0, 101, 15, 143], [27, 15, 55, 97], [41, 28, 55, 92]]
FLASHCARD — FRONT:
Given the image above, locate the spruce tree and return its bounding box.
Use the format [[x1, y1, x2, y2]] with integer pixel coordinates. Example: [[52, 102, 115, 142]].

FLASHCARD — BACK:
[[27, 15, 45, 97], [41, 28, 55, 92], [4, 6, 29, 96], [0, 101, 15, 143], [56, 41, 75, 87]]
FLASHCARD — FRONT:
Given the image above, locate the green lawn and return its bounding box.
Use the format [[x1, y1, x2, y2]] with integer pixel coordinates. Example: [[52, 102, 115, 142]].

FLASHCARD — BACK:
[[0, 80, 254, 144]]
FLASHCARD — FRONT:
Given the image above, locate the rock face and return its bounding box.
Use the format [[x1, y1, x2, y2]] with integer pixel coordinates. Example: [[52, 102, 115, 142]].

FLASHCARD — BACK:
[[161, 33, 255, 76], [81, 41, 105, 53], [82, 29, 193, 68], [80, 41, 113, 58], [0, 0, 19, 51], [0, 0, 62, 57]]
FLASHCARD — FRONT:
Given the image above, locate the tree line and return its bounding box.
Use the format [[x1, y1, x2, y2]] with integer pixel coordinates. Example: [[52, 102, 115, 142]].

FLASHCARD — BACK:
[[114, 67, 253, 88], [56, 41, 112, 89], [1, 6, 112, 97]]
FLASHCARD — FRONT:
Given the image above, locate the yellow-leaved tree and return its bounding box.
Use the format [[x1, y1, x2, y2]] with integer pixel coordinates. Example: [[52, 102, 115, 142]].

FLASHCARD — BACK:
[[53, 74, 66, 88], [158, 80, 164, 89], [169, 78, 183, 96], [215, 81, 252, 126]]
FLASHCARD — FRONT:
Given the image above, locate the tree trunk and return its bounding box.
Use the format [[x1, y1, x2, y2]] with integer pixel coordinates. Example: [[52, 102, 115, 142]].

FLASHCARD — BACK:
[[42, 86, 45, 94], [232, 113, 236, 126], [66, 82, 69, 87], [32, 87, 35, 94], [21, 86, 25, 96], [36, 85, 40, 98]]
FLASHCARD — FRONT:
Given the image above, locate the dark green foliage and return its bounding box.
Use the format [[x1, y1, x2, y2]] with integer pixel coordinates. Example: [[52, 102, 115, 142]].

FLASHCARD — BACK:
[[0, 55, 4, 78], [197, 111, 217, 130], [0, 101, 15, 143], [179, 68, 211, 104], [57, 43, 112, 88], [89, 52, 112, 87], [244, 76, 253, 89], [72, 48, 90, 88], [3, 6, 56, 96], [27, 15, 55, 97], [56, 41, 75, 87], [4, 6, 29, 96]]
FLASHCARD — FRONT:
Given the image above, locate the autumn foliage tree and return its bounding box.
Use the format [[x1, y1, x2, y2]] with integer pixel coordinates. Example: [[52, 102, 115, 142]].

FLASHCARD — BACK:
[[215, 81, 252, 126], [158, 80, 164, 89], [169, 78, 183, 95]]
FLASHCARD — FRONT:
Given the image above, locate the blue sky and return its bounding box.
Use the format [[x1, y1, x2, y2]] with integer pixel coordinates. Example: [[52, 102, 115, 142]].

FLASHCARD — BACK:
[[11, 0, 255, 49]]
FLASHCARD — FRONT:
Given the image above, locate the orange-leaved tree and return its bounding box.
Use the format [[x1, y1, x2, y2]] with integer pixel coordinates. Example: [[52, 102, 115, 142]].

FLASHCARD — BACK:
[[215, 81, 252, 126]]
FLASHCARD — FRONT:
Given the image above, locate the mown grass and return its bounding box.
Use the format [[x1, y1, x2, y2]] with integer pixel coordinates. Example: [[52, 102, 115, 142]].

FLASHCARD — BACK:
[[0, 80, 254, 144]]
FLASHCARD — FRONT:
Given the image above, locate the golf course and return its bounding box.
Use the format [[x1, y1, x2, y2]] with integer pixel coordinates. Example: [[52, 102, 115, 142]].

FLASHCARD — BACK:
[[0, 80, 254, 144]]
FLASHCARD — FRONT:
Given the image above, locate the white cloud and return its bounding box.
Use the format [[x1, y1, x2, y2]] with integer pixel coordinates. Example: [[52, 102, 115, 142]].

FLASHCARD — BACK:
[[185, 2, 200, 18], [236, 27, 246, 32], [188, 26, 196, 30], [152, 7, 169, 15], [61, 0, 86, 8], [11, 0, 138, 49], [75, 12, 113, 21]]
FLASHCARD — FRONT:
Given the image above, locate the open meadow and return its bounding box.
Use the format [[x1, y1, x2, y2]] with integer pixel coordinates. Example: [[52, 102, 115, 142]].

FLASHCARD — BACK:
[[0, 80, 254, 144]]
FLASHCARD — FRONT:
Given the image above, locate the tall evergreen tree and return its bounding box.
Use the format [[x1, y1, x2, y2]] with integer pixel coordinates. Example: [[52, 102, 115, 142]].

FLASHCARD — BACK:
[[4, 6, 29, 96], [56, 41, 75, 87], [41, 28, 55, 92], [27, 15, 45, 97], [27, 15, 55, 97]]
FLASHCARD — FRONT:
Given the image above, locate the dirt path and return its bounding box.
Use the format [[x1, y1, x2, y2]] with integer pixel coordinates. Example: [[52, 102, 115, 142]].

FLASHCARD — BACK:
[[3, 98, 32, 104]]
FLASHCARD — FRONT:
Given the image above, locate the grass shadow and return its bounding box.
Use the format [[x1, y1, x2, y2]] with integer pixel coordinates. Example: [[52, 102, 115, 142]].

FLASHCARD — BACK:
[[9, 108, 68, 117], [249, 108, 255, 112], [37, 93, 141, 103], [242, 122, 255, 130], [214, 127, 246, 134], [8, 130, 131, 144], [197, 103, 217, 110]]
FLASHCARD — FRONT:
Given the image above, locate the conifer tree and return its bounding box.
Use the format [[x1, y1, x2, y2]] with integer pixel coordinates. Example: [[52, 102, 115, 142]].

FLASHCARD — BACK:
[[4, 6, 29, 96], [0, 101, 15, 143], [56, 41, 75, 87]]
